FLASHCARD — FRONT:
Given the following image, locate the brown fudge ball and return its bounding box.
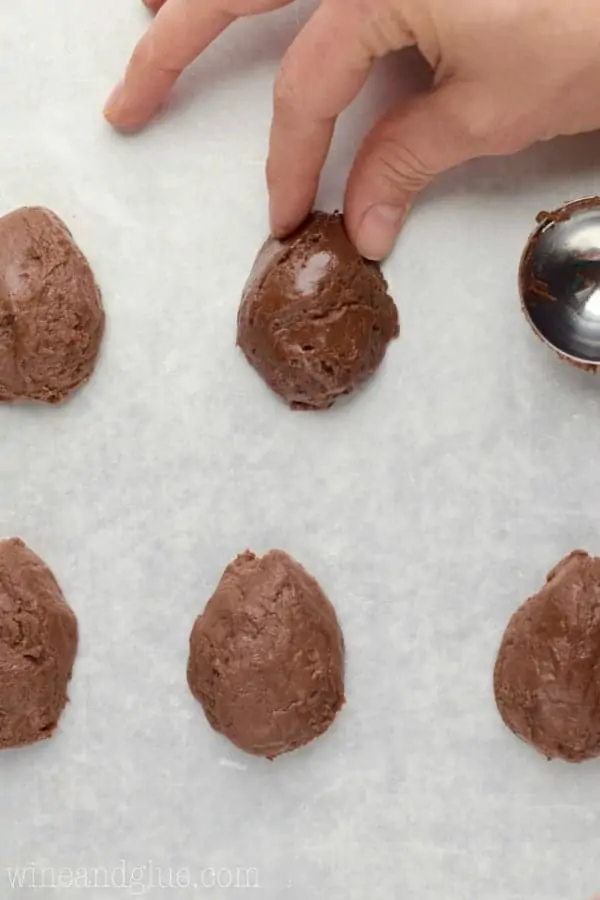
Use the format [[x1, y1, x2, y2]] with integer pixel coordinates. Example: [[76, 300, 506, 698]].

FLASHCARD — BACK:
[[0, 538, 78, 750], [494, 550, 600, 762], [237, 212, 399, 410], [187, 550, 345, 759], [0, 207, 104, 403]]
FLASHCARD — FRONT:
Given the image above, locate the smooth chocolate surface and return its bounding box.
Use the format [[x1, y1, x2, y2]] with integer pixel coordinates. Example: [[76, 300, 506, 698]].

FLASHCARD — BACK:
[[237, 212, 399, 410], [187, 550, 345, 759], [0, 538, 78, 750], [494, 550, 600, 762], [0, 207, 104, 403]]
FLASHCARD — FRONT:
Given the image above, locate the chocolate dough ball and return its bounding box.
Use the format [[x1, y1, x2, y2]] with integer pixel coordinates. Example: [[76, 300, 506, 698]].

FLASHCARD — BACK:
[[494, 550, 600, 762], [187, 550, 345, 758], [0, 538, 78, 749], [0, 207, 104, 403], [237, 212, 399, 410]]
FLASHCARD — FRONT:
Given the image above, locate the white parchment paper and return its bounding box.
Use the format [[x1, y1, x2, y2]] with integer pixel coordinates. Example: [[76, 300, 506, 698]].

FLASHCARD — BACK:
[[1, 1, 600, 898]]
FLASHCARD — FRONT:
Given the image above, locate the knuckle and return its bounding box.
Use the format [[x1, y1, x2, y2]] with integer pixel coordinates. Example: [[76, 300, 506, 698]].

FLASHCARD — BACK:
[[460, 110, 529, 156], [461, 115, 495, 150], [345, 0, 412, 54], [454, 102, 497, 151], [129, 36, 178, 77], [129, 41, 152, 72], [435, 84, 498, 152], [447, 90, 527, 156], [129, 36, 161, 71], [374, 137, 433, 192]]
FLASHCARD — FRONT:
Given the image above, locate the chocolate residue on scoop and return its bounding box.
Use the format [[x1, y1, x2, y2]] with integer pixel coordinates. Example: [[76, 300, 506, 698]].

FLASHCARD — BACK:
[[494, 550, 600, 762], [0, 538, 78, 750], [237, 212, 399, 410], [0, 207, 104, 403], [187, 550, 345, 759]]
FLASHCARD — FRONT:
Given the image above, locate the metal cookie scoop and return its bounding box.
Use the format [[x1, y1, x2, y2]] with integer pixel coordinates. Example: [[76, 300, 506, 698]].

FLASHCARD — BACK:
[[519, 197, 600, 369]]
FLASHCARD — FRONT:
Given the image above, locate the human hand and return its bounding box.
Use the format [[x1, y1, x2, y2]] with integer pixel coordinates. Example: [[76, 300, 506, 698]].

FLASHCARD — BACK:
[[105, 0, 600, 260]]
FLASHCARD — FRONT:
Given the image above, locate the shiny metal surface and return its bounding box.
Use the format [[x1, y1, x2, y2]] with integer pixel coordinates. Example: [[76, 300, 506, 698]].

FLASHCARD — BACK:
[[519, 197, 600, 367]]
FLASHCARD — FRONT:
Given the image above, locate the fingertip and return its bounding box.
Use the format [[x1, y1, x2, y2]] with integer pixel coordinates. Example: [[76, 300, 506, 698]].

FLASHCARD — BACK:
[[106, 0, 232, 134], [345, 151, 407, 259], [103, 81, 127, 127], [343, 141, 373, 248], [103, 71, 172, 132], [268, 198, 311, 240], [103, 99, 147, 134], [353, 204, 406, 260], [266, 156, 316, 239], [103, 106, 155, 133], [270, 219, 290, 240], [103, 114, 145, 135], [343, 117, 423, 259], [142, 0, 167, 12], [347, 86, 483, 259]]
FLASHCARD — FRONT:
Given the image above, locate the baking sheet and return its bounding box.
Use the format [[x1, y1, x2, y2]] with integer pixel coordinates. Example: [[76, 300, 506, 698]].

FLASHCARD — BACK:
[[2, 1, 600, 898]]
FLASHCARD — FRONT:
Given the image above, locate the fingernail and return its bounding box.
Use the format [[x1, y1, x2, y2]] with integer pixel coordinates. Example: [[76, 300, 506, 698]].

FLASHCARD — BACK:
[[103, 81, 124, 120], [356, 203, 405, 260]]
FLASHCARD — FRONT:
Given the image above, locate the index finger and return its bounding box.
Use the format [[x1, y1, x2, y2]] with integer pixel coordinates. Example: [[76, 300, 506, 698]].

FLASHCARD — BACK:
[[267, 0, 412, 236], [105, 0, 290, 132]]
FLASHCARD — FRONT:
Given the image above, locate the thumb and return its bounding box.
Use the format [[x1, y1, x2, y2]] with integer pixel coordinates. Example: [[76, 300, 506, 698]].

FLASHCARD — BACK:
[[345, 83, 487, 260]]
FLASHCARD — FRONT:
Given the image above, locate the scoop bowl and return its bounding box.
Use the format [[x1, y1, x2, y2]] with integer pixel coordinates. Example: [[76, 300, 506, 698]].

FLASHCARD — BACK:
[[519, 197, 600, 369]]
